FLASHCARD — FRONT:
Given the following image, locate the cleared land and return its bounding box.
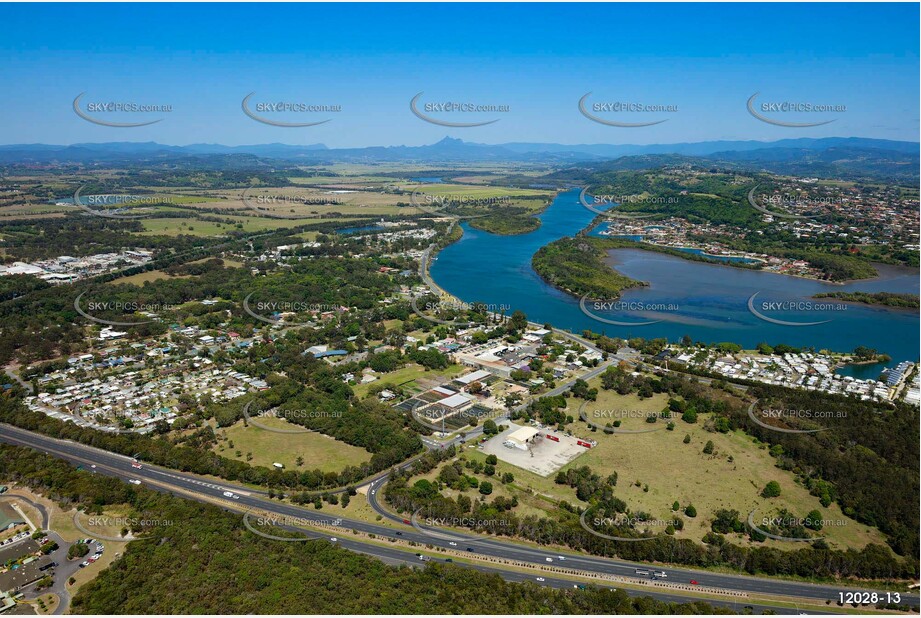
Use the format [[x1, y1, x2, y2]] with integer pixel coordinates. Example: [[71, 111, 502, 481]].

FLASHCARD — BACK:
[[562, 383, 889, 551], [213, 417, 370, 473]]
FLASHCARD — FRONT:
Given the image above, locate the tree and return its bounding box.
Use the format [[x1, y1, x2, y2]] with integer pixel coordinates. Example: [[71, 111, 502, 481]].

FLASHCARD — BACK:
[[683, 434, 691, 444], [762, 481, 781, 498], [684, 504, 697, 518], [805, 509, 823, 531], [485, 454, 498, 465], [702, 440, 714, 454], [672, 501, 680, 511], [483, 420, 498, 436], [681, 408, 698, 423], [479, 482, 493, 495], [68, 542, 90, 559], [509, 310, 528, 332]]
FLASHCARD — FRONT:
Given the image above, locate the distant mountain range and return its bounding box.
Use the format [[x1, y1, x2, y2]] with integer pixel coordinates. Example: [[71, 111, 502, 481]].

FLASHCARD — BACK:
[[1, 136, 916, 181]]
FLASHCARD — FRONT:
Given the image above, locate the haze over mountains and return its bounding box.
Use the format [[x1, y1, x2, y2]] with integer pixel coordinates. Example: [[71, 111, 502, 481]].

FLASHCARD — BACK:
[[1, 136, 916, 181]]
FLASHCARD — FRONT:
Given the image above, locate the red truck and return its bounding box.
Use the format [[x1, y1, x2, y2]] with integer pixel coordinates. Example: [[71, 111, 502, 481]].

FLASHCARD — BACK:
[[577, 440, 592, 448], [545, 434, 560, 442]]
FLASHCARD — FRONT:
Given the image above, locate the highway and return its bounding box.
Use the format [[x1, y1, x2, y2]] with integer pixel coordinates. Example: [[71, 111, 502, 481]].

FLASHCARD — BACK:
[[1, 422, 912, 615]]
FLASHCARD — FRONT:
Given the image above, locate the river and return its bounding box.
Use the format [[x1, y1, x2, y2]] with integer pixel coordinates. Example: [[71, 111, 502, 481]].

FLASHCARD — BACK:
[[429, 189, 920, 369]]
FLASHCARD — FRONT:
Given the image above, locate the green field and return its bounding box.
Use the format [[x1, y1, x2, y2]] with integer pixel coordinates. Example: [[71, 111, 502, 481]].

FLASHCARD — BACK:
[[137, 216, 360, 236], [213, 417, 370, 473], [352, 362, 467, 399], [561, 385, 889, 551]]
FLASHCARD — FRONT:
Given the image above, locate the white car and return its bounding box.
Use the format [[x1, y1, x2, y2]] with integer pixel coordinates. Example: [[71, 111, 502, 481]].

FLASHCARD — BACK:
[[536, 577, 545, 582], [545, 557, 553, 562], [448, 542, 457, 547], [329, 537, 337, 542], [558, 556, 565, 561], [128, 479, 141, 485]]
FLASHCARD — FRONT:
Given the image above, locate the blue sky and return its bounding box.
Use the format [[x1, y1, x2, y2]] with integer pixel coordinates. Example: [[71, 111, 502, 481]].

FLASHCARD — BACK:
[[2, 3, 918, 147]]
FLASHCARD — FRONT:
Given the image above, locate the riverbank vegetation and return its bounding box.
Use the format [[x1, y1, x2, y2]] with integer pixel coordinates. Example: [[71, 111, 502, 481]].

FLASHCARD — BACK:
[[812, 291, 919, 309]]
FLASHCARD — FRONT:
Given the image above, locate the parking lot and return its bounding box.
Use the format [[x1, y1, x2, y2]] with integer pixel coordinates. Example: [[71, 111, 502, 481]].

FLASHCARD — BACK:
[[480, 422, 589, 477]]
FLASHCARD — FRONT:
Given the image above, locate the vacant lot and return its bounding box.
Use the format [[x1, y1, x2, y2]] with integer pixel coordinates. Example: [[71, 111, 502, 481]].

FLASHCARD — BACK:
[[137, 215, 356, 236], [213, 417, 369, 473], [563, 387, 889, 550]]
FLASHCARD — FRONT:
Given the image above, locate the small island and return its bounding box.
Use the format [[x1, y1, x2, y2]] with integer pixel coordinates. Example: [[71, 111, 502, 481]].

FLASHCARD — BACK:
[[531, 236, 646, 298], [469, 214, 541, 235]]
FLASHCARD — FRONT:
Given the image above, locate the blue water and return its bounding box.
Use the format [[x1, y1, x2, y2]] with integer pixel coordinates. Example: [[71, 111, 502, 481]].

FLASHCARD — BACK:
[[412, 177, 443, 183], [429, 189, 920, 365]]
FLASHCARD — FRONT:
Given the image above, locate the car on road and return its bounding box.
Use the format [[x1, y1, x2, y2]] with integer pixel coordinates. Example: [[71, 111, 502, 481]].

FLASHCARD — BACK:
[[557, 556, 565, 561], [329, 538, 337, 542], [689, 579, 699, 585], [90, 464, 96, 469], [402, 519, 411, 525], [466, 547, 474, 552], [131, 462, 142, 469], [448, 542, 457, 546], [129, 479, 141, 485], [444, 558, 452, 563], [395, 531, 402, 536], [545, 557, 553, 562], [535, 577, 545, 582], [79, 561, 89, 568], [652, 570, 667, 579]]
